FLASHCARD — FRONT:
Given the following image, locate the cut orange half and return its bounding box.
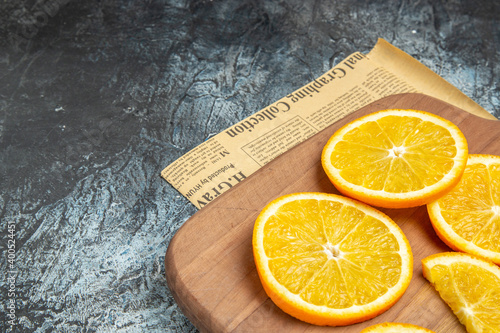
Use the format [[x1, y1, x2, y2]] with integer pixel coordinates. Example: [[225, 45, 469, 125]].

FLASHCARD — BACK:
[[427, 154, 500, 265], [422, 252, 500, 333], [361, 322, 436, 332], [252, 192, 413, 326], [321, 109, 468, 208]]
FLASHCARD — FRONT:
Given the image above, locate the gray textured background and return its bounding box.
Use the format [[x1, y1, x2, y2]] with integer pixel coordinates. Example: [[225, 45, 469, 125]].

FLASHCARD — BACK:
[[0, 0, 499, 332]]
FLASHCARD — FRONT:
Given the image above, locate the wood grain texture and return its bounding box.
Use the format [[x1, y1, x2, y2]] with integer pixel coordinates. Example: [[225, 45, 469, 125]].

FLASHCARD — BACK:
[[165, 93, 500, 333]]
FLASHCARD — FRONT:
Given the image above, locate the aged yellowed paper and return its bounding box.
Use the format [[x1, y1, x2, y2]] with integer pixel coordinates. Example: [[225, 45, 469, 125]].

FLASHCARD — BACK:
[[161, 38, 494, 209]]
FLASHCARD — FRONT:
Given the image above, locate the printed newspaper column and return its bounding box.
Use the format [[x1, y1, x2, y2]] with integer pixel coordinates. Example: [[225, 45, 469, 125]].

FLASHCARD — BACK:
[[161, 38, 493, 209], [163, 51, 398, 209]]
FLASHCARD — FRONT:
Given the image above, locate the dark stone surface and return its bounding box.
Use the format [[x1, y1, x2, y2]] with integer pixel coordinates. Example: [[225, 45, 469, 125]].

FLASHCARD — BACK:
[[0, 0, 498, 332]]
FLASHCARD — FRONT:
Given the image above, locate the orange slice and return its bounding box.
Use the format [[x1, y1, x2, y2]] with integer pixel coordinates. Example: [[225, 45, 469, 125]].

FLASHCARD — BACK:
[[427, 154, 500, 264], [361, 322, 436, 332], [252, 192, 413, 326], [422, 252, 500, 333], [321, 109, 468, 208]]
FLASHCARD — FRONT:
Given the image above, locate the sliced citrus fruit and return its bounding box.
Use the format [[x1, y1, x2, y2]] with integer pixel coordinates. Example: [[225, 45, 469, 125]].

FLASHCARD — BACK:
[[321, 109, 468, 208], [427, 154, 500, 265], [361, 322, 435, 332], [252, 192, 413, 326], [422, 252, 500, 333]]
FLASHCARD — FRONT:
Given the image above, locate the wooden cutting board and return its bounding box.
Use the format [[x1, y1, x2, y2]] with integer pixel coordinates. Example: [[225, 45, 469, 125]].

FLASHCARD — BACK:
[[165, 93, 500, 333]]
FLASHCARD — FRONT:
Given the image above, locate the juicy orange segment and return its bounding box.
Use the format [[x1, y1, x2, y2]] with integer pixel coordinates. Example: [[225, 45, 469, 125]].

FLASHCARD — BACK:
[[321, 109, 468, 208], [252, 192, 413, 326], [422, 252, 500, 333], [361, 322, 436, 332], [427, 154, 500, 265]]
